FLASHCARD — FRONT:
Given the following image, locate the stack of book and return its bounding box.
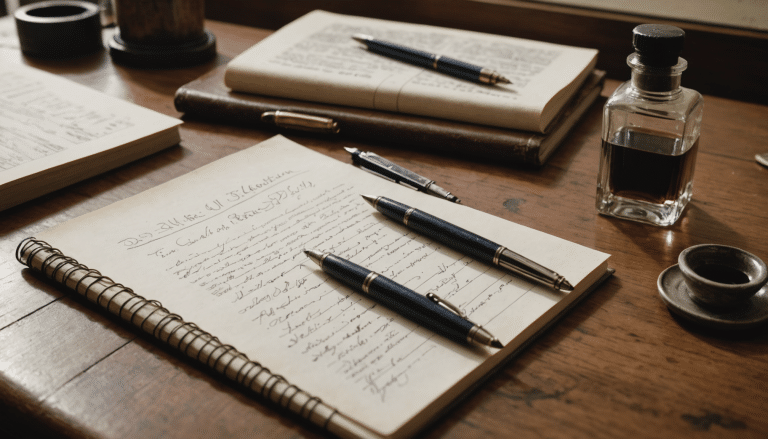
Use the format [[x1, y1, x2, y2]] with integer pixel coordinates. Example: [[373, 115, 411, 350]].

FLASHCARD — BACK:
[[174, 10, 603, 166]]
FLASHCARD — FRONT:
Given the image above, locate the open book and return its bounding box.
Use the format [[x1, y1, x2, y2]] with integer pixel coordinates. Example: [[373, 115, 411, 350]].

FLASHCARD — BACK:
[[17, 136, 611, 438], [225, 10, 598, 133], [0, 63, 182, 212]]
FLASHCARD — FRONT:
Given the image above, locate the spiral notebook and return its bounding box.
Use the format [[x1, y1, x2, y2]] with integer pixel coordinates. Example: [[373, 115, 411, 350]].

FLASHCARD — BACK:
[[17, 135, 611, 438]]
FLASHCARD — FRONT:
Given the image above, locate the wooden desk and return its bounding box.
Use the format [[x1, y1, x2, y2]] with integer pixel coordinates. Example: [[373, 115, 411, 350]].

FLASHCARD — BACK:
[[1, 18, 767, 439]]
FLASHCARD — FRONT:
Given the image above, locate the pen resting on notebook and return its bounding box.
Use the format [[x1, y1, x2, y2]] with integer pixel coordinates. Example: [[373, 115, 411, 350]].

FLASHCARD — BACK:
[[363, 195, 574, 292], [304, 249, 503, 349]]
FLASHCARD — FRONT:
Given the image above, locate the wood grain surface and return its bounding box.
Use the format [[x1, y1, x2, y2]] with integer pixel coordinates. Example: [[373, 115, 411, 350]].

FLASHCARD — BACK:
[[1, 18, 767, 439], [114, 0, 206, 44]]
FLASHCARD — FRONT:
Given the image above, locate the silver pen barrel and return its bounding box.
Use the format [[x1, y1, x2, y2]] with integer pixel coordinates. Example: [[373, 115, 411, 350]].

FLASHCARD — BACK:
[[495, 247, 573, 291]]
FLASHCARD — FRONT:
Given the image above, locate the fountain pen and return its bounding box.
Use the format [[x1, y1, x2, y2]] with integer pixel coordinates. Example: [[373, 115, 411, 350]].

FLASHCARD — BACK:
[[352, 34, 511, 86], [345, 147, 460, 203], [362, 195, 575, 292], [304, 250, 503, 349]]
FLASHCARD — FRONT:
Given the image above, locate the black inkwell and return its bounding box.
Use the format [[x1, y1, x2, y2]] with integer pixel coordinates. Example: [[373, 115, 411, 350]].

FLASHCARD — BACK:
[[14, 1, 103, 59], [596, 24, 703, 226]]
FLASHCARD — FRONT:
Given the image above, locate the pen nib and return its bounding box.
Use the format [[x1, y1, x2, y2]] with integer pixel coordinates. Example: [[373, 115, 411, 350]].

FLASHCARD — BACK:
[[303, 249, 324, 267], [470, 325, 504, 349], [361, 194, 378, 208], [558, 278, 575, 292], [352, 34, 372, 45]]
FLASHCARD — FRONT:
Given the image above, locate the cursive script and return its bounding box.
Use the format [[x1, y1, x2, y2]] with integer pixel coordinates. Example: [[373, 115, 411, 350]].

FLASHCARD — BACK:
[[0, 69, 134, 171], [37, 137, 607, 433], [142, 180, 528, 403]]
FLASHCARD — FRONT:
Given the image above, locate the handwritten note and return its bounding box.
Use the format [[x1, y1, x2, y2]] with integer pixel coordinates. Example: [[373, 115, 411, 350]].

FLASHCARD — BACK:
[[40, 136, 609, 434], [270, 23, 562, 93], [136, 180, 538, 401], [0, 68, 134, 171], [0, 63, 180, 212]]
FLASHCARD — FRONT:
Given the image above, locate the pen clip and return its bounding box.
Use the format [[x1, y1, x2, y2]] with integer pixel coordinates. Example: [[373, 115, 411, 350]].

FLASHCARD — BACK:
[[426, 292, 467, 319]]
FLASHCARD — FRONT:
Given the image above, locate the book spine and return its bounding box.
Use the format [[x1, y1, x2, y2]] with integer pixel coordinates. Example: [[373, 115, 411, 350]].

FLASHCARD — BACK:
[[15, 237, 378, 439]]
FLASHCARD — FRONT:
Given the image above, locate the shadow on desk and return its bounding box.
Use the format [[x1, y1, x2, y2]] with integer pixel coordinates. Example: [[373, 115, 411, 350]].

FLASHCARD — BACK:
[[671, 311, 768, 345]]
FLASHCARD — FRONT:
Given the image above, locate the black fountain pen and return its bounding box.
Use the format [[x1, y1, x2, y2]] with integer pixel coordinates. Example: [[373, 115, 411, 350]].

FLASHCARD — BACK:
[[304, 250, 503, 349], [352, 34, 511, 86], [345, 147, 460, 203], [363, 195, 575, 292]]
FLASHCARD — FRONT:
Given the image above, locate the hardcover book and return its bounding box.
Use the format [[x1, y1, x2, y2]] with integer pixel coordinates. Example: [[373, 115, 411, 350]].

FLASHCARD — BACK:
[[175, 65, 604, 166]]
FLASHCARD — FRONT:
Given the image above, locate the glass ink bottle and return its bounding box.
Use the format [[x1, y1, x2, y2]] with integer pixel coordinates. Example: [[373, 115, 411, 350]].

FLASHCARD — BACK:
[[596, 24, 703, 226]]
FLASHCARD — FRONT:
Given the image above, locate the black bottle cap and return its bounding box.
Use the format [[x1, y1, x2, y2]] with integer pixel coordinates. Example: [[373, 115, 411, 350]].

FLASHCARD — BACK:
[[632, 24, 685, 67]]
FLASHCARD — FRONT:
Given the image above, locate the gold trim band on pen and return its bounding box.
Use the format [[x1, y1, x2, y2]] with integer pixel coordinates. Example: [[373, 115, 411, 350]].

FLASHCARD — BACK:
[[403, 208, 415, 226], [362, 272, 379, 293], [467, 324, 480, 344]]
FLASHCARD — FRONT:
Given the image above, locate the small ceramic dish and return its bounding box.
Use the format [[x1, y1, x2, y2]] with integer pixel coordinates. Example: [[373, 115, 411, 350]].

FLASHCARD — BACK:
[[658, 244, 768, 330], [678, 244, 767, 308], [658, 265, 768, 330]]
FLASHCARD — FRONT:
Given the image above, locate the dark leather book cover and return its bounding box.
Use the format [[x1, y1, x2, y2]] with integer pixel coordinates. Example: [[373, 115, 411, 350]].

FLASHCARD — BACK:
[[174, 66, 604, 166]]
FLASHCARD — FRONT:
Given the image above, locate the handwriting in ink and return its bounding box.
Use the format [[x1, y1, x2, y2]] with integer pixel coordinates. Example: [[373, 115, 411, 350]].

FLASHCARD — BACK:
[[137, 180, 519, 404]]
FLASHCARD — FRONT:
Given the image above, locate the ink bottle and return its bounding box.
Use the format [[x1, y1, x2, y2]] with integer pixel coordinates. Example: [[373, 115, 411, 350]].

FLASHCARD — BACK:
[[596, 24, 703, 226]]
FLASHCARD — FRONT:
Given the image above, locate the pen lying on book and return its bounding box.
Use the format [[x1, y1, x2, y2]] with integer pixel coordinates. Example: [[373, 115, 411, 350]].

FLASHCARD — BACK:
[[352, 34, 511, 86], [363, 195, 575, 292], [345, 147, 460, 203], [261, 110, 340, 134], [304, 249, 503, 349]]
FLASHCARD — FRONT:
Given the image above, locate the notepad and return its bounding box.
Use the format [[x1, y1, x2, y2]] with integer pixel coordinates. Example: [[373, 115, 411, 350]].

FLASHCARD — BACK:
[[17, 135, 611, 438]]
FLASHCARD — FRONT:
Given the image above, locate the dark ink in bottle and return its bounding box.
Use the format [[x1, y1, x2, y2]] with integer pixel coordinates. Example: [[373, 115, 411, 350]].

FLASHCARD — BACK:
[[596, 24, 703, 226]]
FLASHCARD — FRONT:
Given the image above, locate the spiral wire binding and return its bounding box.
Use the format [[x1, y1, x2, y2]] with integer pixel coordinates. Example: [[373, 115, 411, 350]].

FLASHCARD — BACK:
[[16, 237, 345, 435]]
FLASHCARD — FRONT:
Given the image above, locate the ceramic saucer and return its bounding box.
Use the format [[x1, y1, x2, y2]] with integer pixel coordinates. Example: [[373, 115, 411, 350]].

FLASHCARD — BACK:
[[657, 264, 768, 330]]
